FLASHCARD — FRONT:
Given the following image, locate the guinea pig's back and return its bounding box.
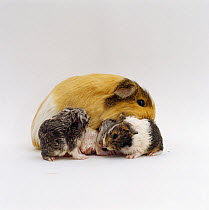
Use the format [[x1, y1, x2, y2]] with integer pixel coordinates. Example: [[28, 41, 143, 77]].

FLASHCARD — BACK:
[[52, 74, 124, 110]]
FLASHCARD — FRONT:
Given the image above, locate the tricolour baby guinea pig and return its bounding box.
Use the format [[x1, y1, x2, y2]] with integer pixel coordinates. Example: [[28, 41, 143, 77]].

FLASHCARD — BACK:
[[32, 73, 155, 149], [102, 114, 163, 159]]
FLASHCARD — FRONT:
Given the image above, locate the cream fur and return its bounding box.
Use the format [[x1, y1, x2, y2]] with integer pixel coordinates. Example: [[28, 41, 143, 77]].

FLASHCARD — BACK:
[[31, 94, 58, 149]]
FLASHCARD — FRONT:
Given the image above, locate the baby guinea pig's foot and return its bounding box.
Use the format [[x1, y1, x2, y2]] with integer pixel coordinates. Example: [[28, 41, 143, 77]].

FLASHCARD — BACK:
[[125, 152, 141, 159], [147, 150, 163, 157], [81, 147, 95, 155], [42, 155, 56, 161], [97, 150, 116, 156], [41, 151, 56, 161], [73, 154, 89, 160], [70, 148, 89, 160], [96, 145, 117, 156], [113, 150, 124, 156]]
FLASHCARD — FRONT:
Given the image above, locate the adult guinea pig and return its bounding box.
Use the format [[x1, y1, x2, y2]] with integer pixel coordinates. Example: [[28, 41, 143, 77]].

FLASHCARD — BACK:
[[31, 73, 155, 149]]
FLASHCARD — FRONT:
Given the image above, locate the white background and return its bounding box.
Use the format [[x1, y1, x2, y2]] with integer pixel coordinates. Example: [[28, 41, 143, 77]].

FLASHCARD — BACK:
[[0, 0, 209, 210]]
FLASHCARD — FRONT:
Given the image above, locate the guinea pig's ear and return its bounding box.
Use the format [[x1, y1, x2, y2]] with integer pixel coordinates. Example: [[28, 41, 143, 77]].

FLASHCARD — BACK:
[[114, 80, 137, 99]]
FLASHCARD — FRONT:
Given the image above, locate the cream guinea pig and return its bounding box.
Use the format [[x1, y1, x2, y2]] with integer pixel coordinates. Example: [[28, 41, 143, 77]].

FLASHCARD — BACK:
[[31, 73, 156, 152]]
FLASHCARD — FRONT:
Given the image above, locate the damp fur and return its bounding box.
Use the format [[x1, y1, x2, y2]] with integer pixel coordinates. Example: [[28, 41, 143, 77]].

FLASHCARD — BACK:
[[38, 107, 90, 161]]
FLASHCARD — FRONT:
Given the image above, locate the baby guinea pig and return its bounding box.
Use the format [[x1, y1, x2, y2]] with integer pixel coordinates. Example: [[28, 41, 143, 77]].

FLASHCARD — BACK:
[[38, 107, 90, 161], [103, 114, 163, 159]]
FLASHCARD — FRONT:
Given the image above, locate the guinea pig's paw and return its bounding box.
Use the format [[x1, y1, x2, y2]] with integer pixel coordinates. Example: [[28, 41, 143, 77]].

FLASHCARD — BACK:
[[125, 152, 141, 159], [73, 154, 89, 160], [112, 150, 124, 156], [43, 156, 56, 161], [96, 144, 116, 156], [147, 150, 163, 157], [70, 148, 89, 160], [97, 150, 115, 156], [81, 147, 94, 155], [110, 151, 118, 156]]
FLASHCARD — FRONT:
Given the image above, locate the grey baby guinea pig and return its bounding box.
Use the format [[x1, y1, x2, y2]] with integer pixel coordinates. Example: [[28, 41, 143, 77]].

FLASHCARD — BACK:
[[101, 113, 163, 159], [39, 107, 90, 161]]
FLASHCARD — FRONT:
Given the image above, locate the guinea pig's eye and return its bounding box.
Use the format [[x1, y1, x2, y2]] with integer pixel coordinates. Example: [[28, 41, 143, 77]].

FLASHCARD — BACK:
[[113, 133, 118, 139], [137, 99, 145, 107]]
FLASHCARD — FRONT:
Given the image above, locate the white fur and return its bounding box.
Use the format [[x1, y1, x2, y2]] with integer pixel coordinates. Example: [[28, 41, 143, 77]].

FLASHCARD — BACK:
[[31, 94, 59, 148], [121, 117, 151, 155]]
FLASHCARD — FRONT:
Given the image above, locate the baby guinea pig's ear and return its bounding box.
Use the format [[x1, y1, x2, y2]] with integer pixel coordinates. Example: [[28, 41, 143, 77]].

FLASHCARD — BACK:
[[114, 79, 137, 99], [129, 127, 138, 135], [100, 119, 116, 132], [117, 113, 126, 122]]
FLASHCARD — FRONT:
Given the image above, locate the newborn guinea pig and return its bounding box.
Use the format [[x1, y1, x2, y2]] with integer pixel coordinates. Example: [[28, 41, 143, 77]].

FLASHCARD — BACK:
[[39, 107, 90, 161], [102, 114, 163, 159]]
